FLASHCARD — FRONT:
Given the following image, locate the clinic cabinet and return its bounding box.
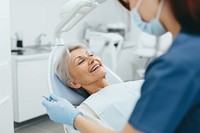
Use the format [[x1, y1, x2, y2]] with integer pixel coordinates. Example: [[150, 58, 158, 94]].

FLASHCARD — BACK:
[[12, 54, 50, 122], [0, 63, 13, 133]]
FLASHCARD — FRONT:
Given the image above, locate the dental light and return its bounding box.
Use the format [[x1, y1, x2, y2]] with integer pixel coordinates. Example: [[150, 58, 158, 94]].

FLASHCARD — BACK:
[[54, 0, 107, 45]]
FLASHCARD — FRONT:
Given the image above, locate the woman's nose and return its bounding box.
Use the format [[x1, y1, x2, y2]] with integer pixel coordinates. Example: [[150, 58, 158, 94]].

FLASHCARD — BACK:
[[88, 56, 95, 65]]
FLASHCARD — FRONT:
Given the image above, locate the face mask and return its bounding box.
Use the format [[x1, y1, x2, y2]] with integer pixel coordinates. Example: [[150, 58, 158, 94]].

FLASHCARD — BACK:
[[132, 0, 167, 36]]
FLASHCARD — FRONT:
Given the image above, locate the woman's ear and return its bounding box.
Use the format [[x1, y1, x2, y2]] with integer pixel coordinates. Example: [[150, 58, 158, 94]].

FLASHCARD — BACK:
[[67, 80, 81, 89]]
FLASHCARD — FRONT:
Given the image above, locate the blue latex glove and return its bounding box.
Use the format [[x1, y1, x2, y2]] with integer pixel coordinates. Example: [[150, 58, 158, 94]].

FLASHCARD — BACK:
[[42, 94, 81, 127]]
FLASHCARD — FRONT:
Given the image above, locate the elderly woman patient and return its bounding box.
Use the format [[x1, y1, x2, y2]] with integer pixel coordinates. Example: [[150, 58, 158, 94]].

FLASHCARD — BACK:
[[55, 43, 142, 133]]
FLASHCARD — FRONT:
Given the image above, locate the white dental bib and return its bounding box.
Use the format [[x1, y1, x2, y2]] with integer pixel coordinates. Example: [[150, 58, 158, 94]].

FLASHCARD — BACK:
[[64, 80, 143, 133], [81, 80, 143, 131]]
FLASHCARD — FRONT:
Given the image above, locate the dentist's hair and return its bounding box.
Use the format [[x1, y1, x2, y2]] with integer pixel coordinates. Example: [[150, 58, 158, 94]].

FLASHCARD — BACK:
[[169, 0, 200, 34], [56, 43, 88, 85]]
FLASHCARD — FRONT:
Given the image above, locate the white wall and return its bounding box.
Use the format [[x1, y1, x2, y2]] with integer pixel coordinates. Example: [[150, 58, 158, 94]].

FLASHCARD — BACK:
[[10, 0, 144, 81], [0, 0, 14, 132], [10, 0, 138, 45], [10, 0, 66, 47]]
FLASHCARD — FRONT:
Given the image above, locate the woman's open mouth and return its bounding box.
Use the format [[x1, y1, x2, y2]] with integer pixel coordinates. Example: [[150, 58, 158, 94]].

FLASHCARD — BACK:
[[90, 64, 101, 73]]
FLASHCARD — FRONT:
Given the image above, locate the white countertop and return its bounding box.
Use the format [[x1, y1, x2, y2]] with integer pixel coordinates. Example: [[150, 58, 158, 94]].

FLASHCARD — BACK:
[[12, 53, 50, 61], [11, 47, 51, 61]]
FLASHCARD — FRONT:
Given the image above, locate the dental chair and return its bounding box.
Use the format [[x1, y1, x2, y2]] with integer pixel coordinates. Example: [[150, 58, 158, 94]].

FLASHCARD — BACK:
[[47, 46, 143, 133], [47, 45, 123, 106], [47, 45, 144, 133], [48, 0, 112, 105], [45, 1, 145, 132]]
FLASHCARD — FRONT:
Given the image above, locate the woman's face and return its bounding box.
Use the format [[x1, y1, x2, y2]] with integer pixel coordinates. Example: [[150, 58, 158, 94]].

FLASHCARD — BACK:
[[67, 48, 106, 86]]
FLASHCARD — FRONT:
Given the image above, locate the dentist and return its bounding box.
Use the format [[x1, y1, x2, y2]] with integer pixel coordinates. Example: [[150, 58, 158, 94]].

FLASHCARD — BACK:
[[43, 0, 200, 133]]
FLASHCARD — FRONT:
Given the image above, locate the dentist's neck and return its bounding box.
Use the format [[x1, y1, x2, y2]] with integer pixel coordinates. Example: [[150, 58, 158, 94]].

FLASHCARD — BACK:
[[160, 1, 181, 37]]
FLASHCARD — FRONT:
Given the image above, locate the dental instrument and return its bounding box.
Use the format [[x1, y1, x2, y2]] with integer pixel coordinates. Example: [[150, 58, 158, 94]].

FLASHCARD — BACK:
[[42, 96, 55, 102]]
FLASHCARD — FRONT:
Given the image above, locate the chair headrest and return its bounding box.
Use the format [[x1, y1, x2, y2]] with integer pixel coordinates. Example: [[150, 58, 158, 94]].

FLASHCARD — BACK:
[[48, 45, 85, 105]]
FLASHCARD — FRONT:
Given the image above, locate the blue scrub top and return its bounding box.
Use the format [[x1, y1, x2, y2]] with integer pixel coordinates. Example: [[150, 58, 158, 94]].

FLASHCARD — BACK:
[[129, 30, 200, 133]]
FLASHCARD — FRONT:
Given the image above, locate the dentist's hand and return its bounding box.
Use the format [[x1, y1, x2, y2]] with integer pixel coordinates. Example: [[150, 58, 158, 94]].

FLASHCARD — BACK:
[[42, 94, 81, 127]]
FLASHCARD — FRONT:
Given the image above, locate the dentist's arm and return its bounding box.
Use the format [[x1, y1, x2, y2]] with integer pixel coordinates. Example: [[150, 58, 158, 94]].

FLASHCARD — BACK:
[[42, 94, 141, 133], [74, 114, 141, 133]]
